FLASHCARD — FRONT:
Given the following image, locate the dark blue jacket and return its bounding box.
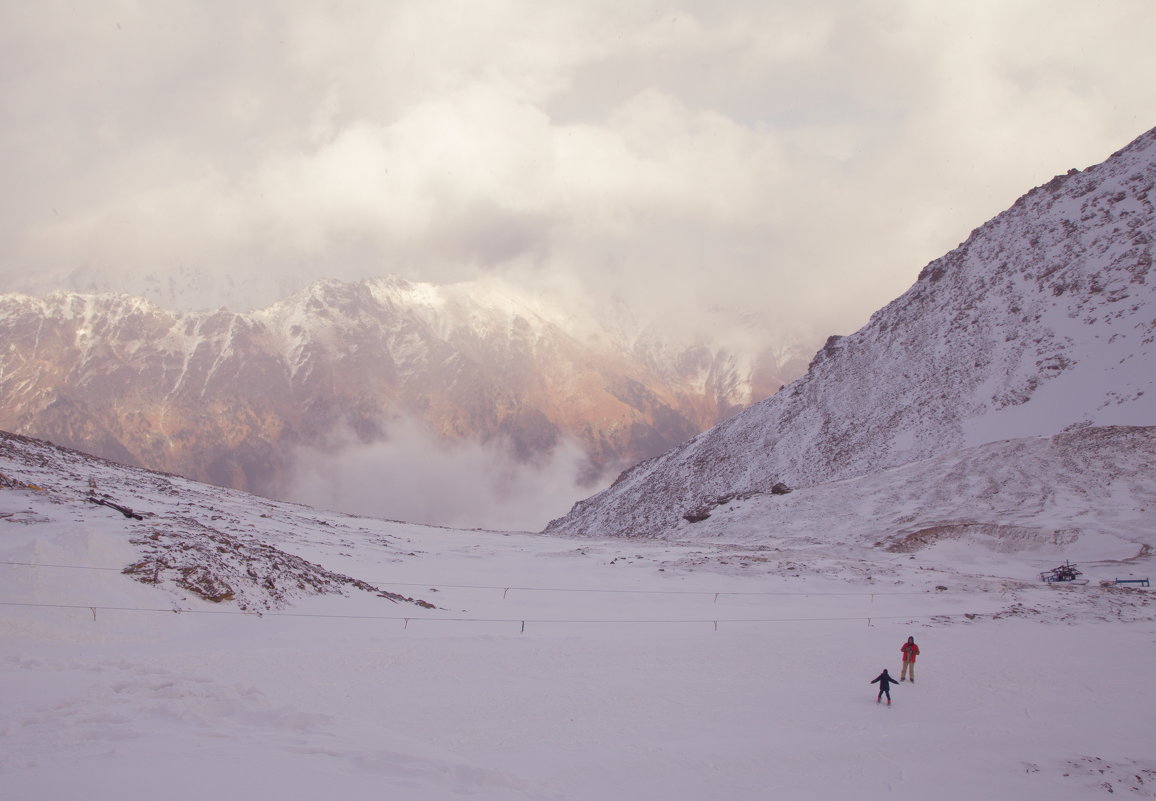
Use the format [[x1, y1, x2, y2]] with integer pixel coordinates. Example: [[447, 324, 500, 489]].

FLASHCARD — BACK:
[[870, 671, 898, 691]]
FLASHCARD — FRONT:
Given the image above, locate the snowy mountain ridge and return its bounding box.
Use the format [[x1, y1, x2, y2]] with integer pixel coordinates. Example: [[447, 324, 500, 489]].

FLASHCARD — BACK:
[[547, 126, 1156, 537], [0, 275, 811, 504]]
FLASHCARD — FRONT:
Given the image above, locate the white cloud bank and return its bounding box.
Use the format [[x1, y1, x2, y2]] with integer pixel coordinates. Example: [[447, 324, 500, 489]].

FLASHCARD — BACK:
[[1, 1, 1154, 344], [284, 420, 600, 531]]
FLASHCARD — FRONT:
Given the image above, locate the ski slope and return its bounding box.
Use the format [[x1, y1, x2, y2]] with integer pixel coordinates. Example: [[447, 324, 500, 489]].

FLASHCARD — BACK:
[[2, 433, 1154, 800]]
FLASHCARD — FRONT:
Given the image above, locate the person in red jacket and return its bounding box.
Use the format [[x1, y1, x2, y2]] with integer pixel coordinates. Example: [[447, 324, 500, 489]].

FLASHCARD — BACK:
[[900, 636, 920, 682]]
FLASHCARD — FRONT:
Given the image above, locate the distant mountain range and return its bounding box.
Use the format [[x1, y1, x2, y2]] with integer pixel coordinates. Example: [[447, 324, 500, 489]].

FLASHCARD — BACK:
[[547, 126, 1156, 537], [0, 276, 811, 501]]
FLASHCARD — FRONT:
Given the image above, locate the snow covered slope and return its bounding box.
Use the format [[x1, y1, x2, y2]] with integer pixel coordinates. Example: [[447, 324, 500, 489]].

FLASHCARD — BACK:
[[0, 429, 437, 612], [659, 425, 1155, 562], [548, 127, 1156, 537], [3, 428, 1155, 801]]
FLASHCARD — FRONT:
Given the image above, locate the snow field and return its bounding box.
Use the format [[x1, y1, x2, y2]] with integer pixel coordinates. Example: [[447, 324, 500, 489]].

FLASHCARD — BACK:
[[2, 433, 1154, 800], [3, 513, 1154, 800]]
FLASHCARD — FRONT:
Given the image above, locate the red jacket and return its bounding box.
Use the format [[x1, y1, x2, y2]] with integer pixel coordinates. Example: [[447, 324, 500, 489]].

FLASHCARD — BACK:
[[901, 641, 920, 662]]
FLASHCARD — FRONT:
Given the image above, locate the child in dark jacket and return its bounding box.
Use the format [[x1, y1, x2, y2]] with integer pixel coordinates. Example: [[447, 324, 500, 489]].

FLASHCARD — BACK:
[[871, 668, 898, 704]]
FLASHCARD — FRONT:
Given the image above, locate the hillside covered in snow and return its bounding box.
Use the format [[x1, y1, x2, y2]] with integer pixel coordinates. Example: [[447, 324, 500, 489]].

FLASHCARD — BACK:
[[3, 416, 1155, 800], [548, 126, 1156, 538]]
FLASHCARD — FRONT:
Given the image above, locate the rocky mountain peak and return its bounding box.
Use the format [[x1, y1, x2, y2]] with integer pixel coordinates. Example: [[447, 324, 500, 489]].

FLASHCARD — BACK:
[[0, 276, 811, 519], [546, 126, 1156, 537]]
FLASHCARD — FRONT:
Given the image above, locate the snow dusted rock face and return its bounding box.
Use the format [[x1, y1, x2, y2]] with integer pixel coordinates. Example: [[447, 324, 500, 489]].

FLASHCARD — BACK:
[[0, 429, 435, 611], [0, 277, 809, 499], [548, 127, 1156, 537]]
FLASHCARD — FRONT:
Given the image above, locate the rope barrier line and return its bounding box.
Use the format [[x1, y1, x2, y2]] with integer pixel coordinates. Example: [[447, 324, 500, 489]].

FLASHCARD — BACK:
[[371, 580, 947, 597], [0, 599, 993, 627], [1, 560, 124, 572], [1, 560, 984, 598]]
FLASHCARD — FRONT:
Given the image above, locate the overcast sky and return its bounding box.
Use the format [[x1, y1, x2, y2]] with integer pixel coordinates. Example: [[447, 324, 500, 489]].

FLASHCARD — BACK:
[[2, 0, 1154, 347]]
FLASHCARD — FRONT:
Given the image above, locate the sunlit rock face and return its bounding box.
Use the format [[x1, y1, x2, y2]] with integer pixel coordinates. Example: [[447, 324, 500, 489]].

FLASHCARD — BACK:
[[0, 276, 809, 499]]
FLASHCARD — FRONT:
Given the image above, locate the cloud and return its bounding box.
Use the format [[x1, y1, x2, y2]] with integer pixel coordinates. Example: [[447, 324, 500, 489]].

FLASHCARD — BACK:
[[283, 419, 601, 532], [1, 1, 1154, 347]]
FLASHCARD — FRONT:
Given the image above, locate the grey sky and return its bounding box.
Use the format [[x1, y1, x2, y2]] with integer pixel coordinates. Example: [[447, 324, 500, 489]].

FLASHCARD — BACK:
[[2, 0, 1153, 346]]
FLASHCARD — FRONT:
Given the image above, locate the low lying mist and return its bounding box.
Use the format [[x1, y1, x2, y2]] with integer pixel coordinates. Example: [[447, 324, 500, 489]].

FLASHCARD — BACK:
[[284, 419, 612, 532]]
